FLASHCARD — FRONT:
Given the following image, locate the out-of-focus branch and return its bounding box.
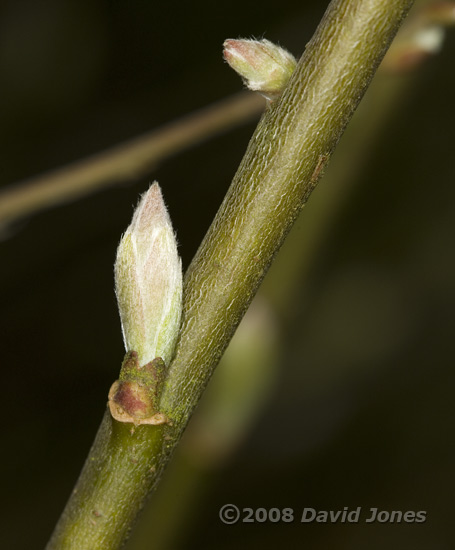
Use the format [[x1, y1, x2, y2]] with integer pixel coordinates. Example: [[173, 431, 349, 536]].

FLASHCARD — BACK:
[[0, 92, 264, 230]]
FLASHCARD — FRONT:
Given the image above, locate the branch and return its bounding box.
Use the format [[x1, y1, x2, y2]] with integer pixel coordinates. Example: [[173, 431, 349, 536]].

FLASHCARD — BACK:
[[0, 92, 263, 231], [160, 0, 414, 421], [46, 0, 414, 548]]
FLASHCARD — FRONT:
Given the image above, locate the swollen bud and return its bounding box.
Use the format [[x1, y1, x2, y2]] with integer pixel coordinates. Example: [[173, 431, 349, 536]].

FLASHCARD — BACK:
[[114, 182, 182, 367], [223, 38, 296, 100]]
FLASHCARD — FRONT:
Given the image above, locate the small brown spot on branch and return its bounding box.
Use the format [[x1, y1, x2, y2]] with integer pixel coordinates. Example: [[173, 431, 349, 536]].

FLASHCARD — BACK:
[[310, 154, 329, 184]]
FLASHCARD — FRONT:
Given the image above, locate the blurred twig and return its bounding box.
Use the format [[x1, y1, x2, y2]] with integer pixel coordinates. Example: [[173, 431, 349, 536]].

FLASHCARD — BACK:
[[0, 92, 264, 230]]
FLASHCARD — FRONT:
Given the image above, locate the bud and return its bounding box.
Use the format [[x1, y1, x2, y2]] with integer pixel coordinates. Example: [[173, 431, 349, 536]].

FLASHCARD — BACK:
[[115, 182, 182, 367], [223, 38, 296, 100]]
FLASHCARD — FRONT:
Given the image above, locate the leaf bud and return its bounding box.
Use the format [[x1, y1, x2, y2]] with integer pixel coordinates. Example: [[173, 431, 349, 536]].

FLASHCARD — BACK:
[[114, 182, 182, 367], [223, 38, 296, 100]]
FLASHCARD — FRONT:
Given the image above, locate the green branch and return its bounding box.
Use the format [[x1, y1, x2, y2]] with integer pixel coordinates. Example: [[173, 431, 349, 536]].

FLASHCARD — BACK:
[[160, 0, 414, 421], [46, 0, 414, 548]]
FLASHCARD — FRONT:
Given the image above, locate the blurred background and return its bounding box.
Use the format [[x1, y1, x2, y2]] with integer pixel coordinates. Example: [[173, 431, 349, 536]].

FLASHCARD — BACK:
[[1, 0, 454, 548]]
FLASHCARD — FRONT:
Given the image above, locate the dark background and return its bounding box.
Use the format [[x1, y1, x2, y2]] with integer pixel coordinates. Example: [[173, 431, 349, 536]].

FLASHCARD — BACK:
[[1, 1, 454, 548]]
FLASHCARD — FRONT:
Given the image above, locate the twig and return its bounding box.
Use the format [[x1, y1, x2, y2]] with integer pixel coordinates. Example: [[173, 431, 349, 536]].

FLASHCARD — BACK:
[[0, 92, 264, 230], [46, 1, 414, 548]]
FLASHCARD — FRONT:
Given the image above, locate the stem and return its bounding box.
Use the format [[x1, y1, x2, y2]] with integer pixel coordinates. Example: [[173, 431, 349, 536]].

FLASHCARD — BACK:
[[0, 92, 263, 230], [160, 0, 414, 421], [46, 412, 167, 549], [262, 71, 415, 315], [47, 0, 414, 548]]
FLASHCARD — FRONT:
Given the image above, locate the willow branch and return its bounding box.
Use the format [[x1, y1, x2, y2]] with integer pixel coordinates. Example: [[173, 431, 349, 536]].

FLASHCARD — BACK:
[[47, 0, 414, 548]]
